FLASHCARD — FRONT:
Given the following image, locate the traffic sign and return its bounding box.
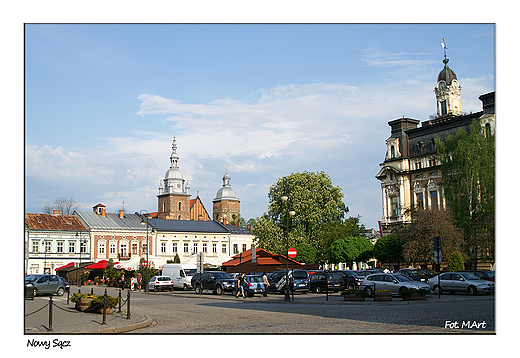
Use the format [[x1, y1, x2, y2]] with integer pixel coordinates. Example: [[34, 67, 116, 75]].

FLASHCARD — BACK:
[[288, 247, 297, 258], [142, 260, 148, 268]]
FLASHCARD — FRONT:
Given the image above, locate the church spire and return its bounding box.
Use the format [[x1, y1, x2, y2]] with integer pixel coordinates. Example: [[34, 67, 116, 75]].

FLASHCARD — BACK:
[[170, 136, 179, 169]]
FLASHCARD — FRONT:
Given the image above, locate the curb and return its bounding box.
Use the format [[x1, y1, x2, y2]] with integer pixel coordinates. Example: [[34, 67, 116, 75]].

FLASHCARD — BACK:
[[76, 314, 154, 334]]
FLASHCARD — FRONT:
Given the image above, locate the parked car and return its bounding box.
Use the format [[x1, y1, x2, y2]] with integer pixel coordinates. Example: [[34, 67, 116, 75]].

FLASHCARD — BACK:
[[309, 272, 344, 293], [58, 276, 70, 292], [329, 270, 363, 290], [243, 275, 266, 297], [428, 272, 495, 295], [191, 271, 237, 295], [355, 269, 383, 277], [268, 270, 310, 293], [162, 264, 197, 290], [148, 276, 174, 292], [25, 274, 66, 296], [460, 270, 495, 282], [359, 273, 430, 296], [395, 268, 435, 282]]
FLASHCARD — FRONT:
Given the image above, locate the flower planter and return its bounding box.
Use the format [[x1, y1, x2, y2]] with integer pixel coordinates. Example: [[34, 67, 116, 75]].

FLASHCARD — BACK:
[[374, 292, 392, 301], [402, 294, 426, 301], [95, 306, 113, 315], [343, 294, 365, 301], [78, 297, 93, 311]]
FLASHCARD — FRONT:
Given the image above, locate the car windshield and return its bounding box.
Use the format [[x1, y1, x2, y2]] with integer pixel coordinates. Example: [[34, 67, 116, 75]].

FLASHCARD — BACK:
[[215, 272, 232, 279], [460, 272, 479, 280], [184, 269, 197, 276], [247, 276, 263, 283], [293, 271, 308, 279], [483, 271, 495, 279], [25, 275, 40, 282], [327, 273, 342, 280], [393, 274, 412, 282], [157, 277, 171, 281]]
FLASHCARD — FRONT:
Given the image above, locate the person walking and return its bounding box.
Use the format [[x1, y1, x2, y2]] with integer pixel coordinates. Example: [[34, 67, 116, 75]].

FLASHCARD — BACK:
[[120, 273, 126, 290], [137, 273, 142, 291], [263, 272, 270, 297], [236, 273, 246, 298]]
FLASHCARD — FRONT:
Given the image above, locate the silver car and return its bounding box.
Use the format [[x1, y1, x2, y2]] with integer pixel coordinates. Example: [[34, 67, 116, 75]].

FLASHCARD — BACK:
[[359, 273, 430, 296], [428, 272, 494, 295], [25, 274, 66, 296]]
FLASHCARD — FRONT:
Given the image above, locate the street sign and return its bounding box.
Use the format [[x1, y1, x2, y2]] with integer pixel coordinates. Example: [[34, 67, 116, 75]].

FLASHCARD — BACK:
[[142, 260, 148, 268], [288, 247, 297, 258]]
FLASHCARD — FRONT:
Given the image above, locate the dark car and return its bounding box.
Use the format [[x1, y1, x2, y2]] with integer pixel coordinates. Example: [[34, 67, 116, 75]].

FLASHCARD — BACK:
[[58, 276, 70, 292], [355, 269, 383, 277], [329, 270, 363, 290], [25, 274, 66, 296], [309, 272, 344, 293], [396, 268, 435, 282], [243, 275, 266, 297], [460, 270, 495, 282], [268, 270, 309, 293], [191, 271, 237, 295]]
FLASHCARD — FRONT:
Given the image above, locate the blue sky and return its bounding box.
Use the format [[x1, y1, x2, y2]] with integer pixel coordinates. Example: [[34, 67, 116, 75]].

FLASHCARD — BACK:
[[24, 24, 495, 229]]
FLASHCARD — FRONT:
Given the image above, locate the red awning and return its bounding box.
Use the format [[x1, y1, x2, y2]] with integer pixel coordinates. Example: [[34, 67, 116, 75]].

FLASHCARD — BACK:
[[86, 260, 119, 269], [55, 262, 75, 271]]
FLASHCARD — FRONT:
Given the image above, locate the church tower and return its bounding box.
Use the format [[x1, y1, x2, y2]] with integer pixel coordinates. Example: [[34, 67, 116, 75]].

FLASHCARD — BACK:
[[212, 168, 240, 223], [157, 136, 191, 220], [434, 39, 462, 117]]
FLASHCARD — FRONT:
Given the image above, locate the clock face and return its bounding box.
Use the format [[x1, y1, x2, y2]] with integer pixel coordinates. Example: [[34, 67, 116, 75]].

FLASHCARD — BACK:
[[438, 81, 446, 90], [452, 80, 459, 89]]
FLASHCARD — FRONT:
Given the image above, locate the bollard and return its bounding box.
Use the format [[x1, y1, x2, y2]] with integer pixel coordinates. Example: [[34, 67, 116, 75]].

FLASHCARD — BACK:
[[102, 289, 107, 325], [48, 295, 54, 332], [126, 290, 131, 320], [91, 287, 94, 295], [118, 290, 122, 313], [67, 288, 70, 305]]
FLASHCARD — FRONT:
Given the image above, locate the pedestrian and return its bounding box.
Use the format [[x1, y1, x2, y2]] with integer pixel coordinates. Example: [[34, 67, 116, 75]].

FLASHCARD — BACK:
[[262, 272, 269, 297], [120, 273, 126, 290], [137, 273, 142, 290], [236, 273, 246, 298]]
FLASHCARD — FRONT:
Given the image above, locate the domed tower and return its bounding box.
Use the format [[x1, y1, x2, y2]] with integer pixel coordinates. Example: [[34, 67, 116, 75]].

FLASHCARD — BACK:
[[212, 168, 240, 223], [157, 136, 191, 220], [434, 39, 462, 117]]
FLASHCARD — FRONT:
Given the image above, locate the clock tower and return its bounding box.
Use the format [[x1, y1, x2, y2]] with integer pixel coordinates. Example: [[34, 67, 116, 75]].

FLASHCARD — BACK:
[[434, 39, 462, 117]]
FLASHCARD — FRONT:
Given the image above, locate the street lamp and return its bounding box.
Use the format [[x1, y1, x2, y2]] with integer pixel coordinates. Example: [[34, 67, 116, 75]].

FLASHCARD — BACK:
[[139, 210, 155, 293], [281, 178, 296, 302]]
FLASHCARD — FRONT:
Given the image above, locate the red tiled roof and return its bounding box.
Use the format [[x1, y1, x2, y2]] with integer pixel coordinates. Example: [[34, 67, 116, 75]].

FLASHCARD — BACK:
[[25, 213, 88, 231]]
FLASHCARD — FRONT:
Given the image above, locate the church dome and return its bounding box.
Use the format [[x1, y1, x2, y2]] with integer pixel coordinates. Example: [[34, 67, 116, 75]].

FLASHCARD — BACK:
[[213, 169, 239, 201], [165, 167, 183, 180], [437, 59, 457, 84]]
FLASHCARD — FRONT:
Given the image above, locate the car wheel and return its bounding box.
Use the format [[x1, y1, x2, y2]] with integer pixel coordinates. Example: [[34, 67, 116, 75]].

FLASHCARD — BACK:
[[315, 286, 322, 294], [183, 284, 188, 291], [433, 285, 442, 295], [364, 286, 374, 297], [216, 285, 224, 295], [195, 284, 202, 295], [399, 287, 408, 296], [346, 282, 357, 290], [468, 286, 477, 296], [56, 287, 65, 296]]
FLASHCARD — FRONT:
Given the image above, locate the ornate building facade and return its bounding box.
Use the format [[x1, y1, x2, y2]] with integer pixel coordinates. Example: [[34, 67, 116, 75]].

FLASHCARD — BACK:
[[376, 46, 495, 235]]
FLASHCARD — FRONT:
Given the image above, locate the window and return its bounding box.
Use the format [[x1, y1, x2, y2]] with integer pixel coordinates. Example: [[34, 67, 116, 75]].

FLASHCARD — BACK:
[[242, 244, 247, 252], [222, 243, 227, 254], [178, 202, 182, 211], [391, 196, 399, 216], [430, 191, 438, 209], [233, 244, 238, 254], [202, 243, 208, 253], [212, 243, 217, 254], [99, 243, 105, 255], [45, 241, 51, 253], [390, 145, 395, 158], [57, 241, 64, 253], [120, 244, 127, 256], [109, 243, 116, 254], [416, 193, 424, 209], [32, 241, 39, 253], [81, 241, 87, 254], [132, 243, 138, 255], [183, 243, 189, 253], [172, 243, 178, 253], [69, 241, 75, 253], [142, 243, 148, 255], [193, 243, 198, 253], [161, 242, 167, 253]]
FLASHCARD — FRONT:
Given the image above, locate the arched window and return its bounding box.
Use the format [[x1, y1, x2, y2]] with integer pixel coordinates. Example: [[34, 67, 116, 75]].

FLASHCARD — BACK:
[[178, 202, 182, 211], [390, 145, 395, 159]]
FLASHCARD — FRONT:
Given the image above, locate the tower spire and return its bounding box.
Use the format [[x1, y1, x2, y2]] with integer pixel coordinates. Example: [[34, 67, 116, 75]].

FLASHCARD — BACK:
[[170, 136, 179, 169], [441, 38, 449, 67]]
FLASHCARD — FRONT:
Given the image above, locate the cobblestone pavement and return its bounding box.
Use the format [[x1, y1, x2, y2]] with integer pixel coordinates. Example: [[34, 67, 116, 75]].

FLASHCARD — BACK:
[[127, 290, 495, 334]]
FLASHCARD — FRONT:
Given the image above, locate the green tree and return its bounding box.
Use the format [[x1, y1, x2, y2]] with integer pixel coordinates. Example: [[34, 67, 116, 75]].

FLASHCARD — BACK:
[[373, 234, 403, 266], [252, 214, 284, 254], [293, 243, 317, 264], [447, 251, 465, 272], [435, 119, 495, 268], [328, 236, 374, 266]]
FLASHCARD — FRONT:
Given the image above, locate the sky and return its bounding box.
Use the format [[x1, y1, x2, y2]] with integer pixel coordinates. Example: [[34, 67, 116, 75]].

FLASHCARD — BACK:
[[23, 23, 496, 229]]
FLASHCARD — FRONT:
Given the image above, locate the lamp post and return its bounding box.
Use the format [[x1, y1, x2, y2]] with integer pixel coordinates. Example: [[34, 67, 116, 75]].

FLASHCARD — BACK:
[[139, 210, 155, 293], [281, 178, 296, 302]]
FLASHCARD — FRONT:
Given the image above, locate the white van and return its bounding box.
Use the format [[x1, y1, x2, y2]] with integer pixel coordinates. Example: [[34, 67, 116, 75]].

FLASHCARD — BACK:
[[162, 264, 198, 290]]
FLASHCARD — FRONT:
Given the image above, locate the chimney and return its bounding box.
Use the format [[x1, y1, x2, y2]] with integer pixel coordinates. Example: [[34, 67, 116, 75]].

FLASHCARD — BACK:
[[52, 210, 60, 215], [223, 219, 228, 225], [119, 210, 125, 218], [101, 208, 106, 217]]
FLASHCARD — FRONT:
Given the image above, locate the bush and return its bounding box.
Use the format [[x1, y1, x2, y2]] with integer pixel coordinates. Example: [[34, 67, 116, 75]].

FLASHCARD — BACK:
[[447, 251, 465, 272], [341, 289, 369, 297]]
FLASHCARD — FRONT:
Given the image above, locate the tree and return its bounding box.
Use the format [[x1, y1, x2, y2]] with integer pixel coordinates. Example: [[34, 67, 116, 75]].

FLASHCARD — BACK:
[[293, 243, 317, 264], [373, 234, 403, 267], [252, 215, 284, 254], [328, 236, 374, 266], [435, 119, 495, 268], [447, 251, 465, 272], [399, 208, 464, 267], [42, 197, 81, 215], [315, 220, 363, 263]]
